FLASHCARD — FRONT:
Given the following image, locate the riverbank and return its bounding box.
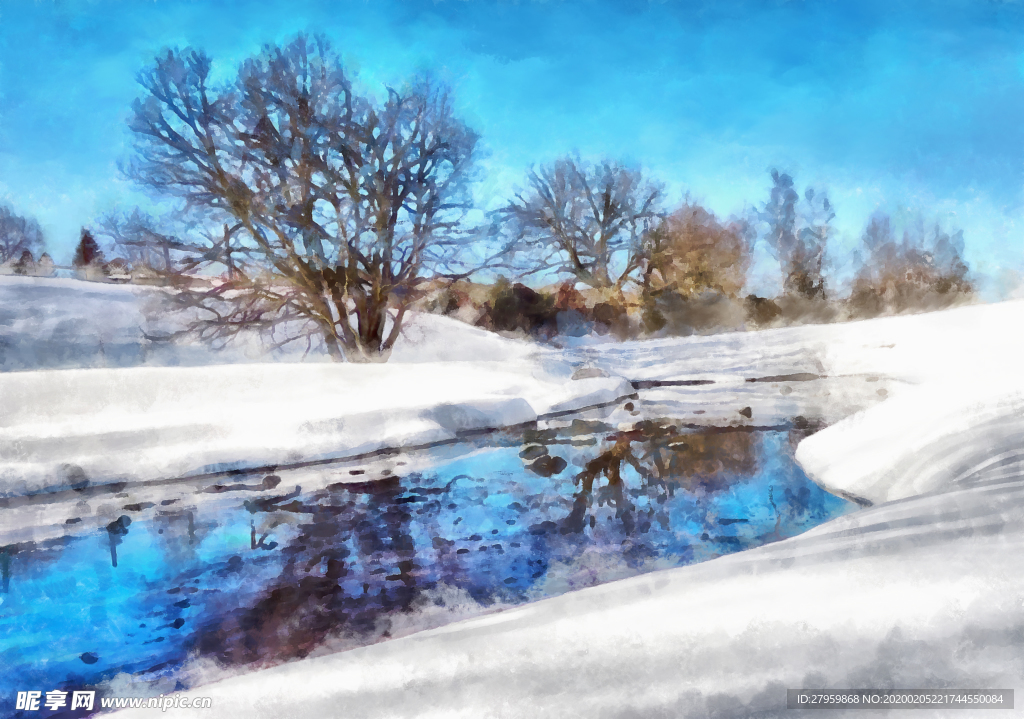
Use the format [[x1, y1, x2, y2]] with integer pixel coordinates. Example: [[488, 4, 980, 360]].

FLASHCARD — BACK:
[[106, 299, 1024, 718], [112, 460, 1024, 719], [0, 357, 632, 497]]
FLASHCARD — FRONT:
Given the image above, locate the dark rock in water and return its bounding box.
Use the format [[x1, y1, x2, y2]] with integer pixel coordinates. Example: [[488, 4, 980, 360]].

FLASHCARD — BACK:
[[718, 518, 749, 525], [738, 406, 753, 418], [106, 515, 132, 536], [518, 444, 548, 461], [262, 475, 282, 489], [123, 502, 156, 512], [205, 474, 283, 494], [80, 652, 99, 664], [527, 455, 567, 477]]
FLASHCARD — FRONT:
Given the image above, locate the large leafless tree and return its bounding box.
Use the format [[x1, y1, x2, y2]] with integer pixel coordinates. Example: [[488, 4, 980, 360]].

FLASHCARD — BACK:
[[127, 35, 478, 362], [500, 158, 661, 289]]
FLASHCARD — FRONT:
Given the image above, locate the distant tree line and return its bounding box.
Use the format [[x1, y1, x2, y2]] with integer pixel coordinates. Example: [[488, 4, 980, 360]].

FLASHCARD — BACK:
[[0, 205, 54, 276], [3, 33, 974, 359]]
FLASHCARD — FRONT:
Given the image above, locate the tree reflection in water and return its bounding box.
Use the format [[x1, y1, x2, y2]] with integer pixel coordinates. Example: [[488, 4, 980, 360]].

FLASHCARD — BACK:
[[542, 421, 759, 540], [195, 477, 419, 666], [190, 420, 829, 673], [0, 418, 850, 696]]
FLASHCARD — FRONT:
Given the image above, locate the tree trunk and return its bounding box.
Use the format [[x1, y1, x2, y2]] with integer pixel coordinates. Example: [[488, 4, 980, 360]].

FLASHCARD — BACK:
[[333, 299, 395, 363], [322, 332, 345, 362]]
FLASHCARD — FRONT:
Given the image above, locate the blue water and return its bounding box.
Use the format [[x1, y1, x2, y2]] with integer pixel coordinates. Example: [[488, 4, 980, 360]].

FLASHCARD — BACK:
[[0, 419, 851, 717]]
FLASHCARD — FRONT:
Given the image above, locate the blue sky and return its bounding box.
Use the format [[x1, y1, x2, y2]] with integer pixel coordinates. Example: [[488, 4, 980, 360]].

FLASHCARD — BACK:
[[1, 0, 1023, 294]]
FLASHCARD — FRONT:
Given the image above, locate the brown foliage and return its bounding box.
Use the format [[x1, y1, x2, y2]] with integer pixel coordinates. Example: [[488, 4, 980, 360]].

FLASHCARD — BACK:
[[639, 203, 751, 335], [848, 214, 973, 318], [643, 203, 751, 299]]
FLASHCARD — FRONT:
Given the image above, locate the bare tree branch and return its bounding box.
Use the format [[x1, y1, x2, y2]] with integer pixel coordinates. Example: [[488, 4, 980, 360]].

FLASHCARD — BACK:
[[498, 157, 662, 289], [127, 35, 479, 362]]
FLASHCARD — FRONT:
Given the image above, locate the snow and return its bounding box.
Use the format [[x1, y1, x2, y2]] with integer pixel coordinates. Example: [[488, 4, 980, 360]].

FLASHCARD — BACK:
[[0, 363, 632, 496], [106, 298, 1024, 718], [0, 276, 635, 495], [9, 275, 1024, 716], [796, 377, 1024, 505], [0, 275, 542, 369]]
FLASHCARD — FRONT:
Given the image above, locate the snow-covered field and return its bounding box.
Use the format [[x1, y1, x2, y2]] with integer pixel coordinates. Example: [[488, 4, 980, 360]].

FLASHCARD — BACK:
[[99, 297, 1024, 718], [0, 277, 632, 495], [6, 276, 1024, 717]]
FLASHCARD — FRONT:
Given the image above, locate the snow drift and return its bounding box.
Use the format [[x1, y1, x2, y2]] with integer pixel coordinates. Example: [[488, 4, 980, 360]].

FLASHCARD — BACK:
[[0, 361, 632, 495], [0, 276, 633, 495], [109, 298, 1024, 718], [0, 275, 543, 370]]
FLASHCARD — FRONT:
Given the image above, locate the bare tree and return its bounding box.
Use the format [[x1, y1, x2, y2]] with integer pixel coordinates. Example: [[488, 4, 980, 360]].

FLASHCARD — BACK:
[[98, 208, 202, 275], [761, 170, 831, 300], [500, 157, 661, 289], [0, 206, 45, 264], [126, 35, 478, 362]]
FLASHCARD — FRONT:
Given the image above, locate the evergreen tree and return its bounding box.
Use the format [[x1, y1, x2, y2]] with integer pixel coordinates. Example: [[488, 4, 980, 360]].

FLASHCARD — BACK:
[[72, 229, 104, 268]]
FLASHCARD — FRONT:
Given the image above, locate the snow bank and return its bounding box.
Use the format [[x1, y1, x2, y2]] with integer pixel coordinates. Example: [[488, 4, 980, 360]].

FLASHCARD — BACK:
[[0, 276, 634, 495], [0, 362, 631, 496], [108, 299, 1024, 718], [110, 446, 1024, 719], [787, 300, 1024, 504], [796, 377, 1024, 504], [0, 275, 539, 369], [582, 298, 1024, 386]]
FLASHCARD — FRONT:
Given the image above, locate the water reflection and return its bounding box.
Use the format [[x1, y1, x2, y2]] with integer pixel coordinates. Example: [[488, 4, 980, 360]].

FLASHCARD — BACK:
[[105, 516, 132, 568], [545, 422, 760, 537], [0, 417, 850, 711]]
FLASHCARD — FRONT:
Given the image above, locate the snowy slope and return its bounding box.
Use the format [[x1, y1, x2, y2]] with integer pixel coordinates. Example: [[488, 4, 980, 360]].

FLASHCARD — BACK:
[[109, 299, 1024, 719], [0, 276, 635, 495], [0, 362, 630, 495], [796, 377, 1024, 504], [111, 473, 1024, 719], [579, 298, 1024, 386], [0, 275, 539, 369]]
